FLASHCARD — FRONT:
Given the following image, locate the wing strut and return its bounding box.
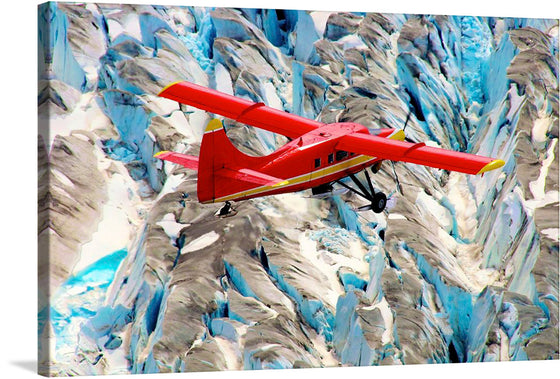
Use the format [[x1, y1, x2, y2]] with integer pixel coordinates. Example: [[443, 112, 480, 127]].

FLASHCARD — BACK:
[[335, 172, 387, 213]]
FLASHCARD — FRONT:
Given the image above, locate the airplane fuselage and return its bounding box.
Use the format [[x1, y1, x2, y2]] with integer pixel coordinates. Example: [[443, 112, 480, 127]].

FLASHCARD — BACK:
[[207, 123, 393, 203]]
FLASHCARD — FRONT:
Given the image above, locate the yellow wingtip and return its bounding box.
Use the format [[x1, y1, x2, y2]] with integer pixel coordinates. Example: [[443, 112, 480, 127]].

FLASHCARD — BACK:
[[477, 159, 505, 174], [154, 150, 170, 158], [158, 81, 183, 96], [389, 129, 406, 141], [272, 180, 289, 188]]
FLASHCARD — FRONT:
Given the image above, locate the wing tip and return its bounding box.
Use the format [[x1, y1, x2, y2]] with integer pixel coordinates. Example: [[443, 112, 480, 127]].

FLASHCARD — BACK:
[[154, 150, 170, 158], [158, 81, 184, 96], [477, 159, 505, 174]]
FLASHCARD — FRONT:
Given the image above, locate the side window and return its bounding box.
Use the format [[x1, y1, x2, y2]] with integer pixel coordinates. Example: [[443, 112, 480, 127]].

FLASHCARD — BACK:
[[336, 150, 348, 161], [314, 158, 321, 168], [328, 153, 334, 164]]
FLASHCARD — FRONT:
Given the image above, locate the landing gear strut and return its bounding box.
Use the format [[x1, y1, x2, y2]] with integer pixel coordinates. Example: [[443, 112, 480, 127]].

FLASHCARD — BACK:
[[335, 170, 387, 213]]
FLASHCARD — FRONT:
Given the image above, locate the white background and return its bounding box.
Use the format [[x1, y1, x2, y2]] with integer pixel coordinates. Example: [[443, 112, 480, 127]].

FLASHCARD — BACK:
[[1, 0, 558, 378]]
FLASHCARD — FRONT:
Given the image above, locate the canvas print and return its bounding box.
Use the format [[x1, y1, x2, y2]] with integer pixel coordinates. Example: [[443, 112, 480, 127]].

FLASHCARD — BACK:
[[38, 1, 559, 376]]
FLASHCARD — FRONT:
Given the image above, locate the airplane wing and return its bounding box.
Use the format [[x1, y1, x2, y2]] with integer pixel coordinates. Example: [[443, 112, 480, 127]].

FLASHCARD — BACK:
[[154, 151, 199, 170], [336, 133, 504, 175], [158, 81, 323, 139], [217, 167, 288, 187]]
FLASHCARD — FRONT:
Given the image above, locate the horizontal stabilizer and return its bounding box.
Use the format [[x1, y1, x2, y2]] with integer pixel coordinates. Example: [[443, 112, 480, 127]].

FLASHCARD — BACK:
[[154, 151, 199, 170], [336, 133, 504, 175], [217, 167, 288, 187]]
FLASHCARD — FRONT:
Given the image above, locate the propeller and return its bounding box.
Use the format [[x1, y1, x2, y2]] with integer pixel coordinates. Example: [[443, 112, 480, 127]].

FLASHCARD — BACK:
[[403, 109, 412, 132]]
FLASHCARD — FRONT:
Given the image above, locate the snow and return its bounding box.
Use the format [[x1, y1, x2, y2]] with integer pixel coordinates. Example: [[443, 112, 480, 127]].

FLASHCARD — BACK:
[[263, 81, 284, 110], [51, 168, 75, 188], [181, 231, 220, 254], [156, 173, 185, 199], [73, 201, 130, 274], [362, 297, 394, 344], [529, 139, 557, 202], [298, 233, 345, 308], [187, 110, 210, 143], [339, 35, 367, 50], [214, 63, 234, 95], [273, 193, 310, 217], [106, 19, 125, 42], [415, 190, 453, 233], [309, 11, 334, 36], [531, 114, 552, 145], [446, 173, 479, 239], [108, 13, 142, 44], [309, 332, 339, 366], [499, 328, 510, 361], [74, 155, 143, 274], [214, 336, 243, 370], [148, 96, 182, 115], [156, 213, 189, 240], [541, 228, 560, 242], [41, 92, 113, 152]]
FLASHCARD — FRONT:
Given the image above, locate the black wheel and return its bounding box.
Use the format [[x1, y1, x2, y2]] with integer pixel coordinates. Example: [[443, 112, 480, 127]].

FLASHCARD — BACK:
[[371, 161, 383, 174], [372, 192, 387, 213]]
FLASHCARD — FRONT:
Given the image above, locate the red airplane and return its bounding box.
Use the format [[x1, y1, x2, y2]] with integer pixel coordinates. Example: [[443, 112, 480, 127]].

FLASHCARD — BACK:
[[154, 81, 504, 214]]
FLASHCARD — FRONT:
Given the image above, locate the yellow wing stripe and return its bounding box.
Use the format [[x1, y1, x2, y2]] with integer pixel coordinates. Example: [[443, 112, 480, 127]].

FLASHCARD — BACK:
[[477, 159, 505, 175]]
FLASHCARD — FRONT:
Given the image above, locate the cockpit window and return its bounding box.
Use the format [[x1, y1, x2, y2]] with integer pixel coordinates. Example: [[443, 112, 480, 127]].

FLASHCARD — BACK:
[[336, 150, 348, 161]]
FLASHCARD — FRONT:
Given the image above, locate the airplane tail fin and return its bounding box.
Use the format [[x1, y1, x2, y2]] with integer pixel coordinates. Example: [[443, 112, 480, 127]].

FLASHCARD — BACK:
[[197, 119, 276, 203]]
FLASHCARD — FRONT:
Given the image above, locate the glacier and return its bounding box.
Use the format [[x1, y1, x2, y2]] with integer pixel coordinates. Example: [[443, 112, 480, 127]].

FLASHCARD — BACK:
[[38, 2, 559, 376]]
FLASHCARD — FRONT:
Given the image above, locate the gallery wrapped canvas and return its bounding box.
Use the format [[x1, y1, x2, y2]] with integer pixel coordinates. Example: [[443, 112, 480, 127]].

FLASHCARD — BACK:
[[38, 1, 559, 376]]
